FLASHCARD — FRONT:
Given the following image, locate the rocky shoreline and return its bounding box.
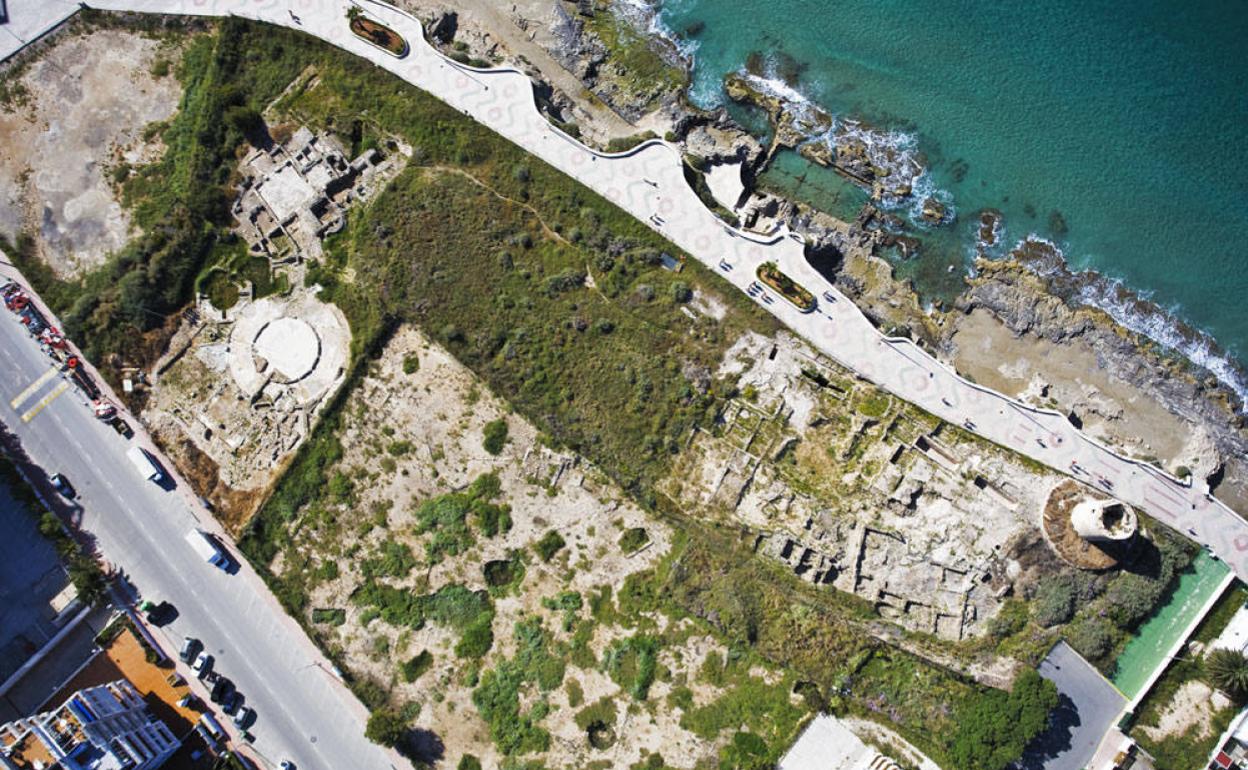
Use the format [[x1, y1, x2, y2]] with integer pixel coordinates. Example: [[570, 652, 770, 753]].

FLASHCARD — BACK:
[[405, 0, 1248, 513]]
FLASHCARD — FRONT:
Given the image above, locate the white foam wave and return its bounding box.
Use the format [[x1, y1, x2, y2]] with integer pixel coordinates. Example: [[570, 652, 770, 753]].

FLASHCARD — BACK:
[[613, 0, 699, 62], [737, 70, 810, 106]]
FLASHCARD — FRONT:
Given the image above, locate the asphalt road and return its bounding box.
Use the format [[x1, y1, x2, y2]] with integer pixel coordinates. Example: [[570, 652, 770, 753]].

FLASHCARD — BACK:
[[1019, 641, 1128, 770], [0, 301, 393, 770]]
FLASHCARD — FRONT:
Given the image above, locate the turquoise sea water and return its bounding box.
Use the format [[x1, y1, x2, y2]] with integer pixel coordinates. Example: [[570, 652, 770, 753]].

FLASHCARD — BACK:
[[650, 0, 1248, 397]]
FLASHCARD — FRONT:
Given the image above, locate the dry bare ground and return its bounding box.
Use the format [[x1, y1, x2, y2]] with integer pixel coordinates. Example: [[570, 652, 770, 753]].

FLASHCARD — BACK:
[[0, 26, 184, 275]]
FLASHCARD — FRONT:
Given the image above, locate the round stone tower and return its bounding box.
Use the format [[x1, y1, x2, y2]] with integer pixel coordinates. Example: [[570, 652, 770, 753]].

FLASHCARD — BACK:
[[1070, 498, 1137, 543]]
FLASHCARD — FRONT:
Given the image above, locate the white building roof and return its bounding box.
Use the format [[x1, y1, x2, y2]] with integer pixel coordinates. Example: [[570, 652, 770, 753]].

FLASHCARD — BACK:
[[779, 715, 900, 770], [1212, 604, 1248, 654]]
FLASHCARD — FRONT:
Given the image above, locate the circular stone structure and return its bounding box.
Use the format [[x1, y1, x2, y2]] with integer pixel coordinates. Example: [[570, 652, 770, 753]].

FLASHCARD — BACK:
[[253, 317, 320, 383], [1041, 480, 1130, 570]]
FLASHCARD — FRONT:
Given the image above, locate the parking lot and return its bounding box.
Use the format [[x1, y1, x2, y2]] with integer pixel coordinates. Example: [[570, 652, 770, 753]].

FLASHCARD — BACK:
[[1018, 641, 1128, 770]]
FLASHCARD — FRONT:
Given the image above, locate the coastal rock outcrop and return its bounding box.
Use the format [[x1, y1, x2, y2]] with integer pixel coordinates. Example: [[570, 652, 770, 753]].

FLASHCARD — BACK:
[[684, 123, 767, 170], [951, 243, 1248, 502]]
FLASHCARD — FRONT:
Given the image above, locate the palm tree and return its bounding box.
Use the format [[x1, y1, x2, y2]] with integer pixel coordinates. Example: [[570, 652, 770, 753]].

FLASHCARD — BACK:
[[1207, 648, 1248, 699]]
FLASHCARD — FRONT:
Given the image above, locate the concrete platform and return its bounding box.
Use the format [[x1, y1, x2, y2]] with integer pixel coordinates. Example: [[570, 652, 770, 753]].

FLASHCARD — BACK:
[[0, 0, 78, 63]]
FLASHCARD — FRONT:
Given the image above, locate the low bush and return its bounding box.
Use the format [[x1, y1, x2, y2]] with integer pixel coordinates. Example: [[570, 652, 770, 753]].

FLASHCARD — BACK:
[[311, 608, 346, 626], [364, 709, 407, 747], [413, 473, 510, 562], [618, 527, 650, 553], [360, 539, 416, 579], [1032, 573, 1077, 627], [534, 530, 566, 562], [471, 618, 566, 755], [401, 650, 433, 683], [603, 635, 660, 700], [482, 418, 509, 455]]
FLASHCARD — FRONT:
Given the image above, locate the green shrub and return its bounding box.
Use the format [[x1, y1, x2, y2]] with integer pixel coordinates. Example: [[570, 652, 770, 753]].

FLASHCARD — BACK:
[[566, 678, 584, 708], [988, 599, 1028, 639], [618, 527, 650, 554], [317, 560, 340, 581], [401, 650, 434, 683], [574, 696, 617, 731], [360, 539, 416, 579], [1032, 573, 1077, 627], [402, 353, 419, 374], [1066, 617, 1116, 661], [603, 635, 660, 700], [606, 131, 657, 153], [456, 615, 495, 659], [948, 669, 1058, 770], [719, 731, 772, 770], [483, 418, 509, 455], [534, 530, 566, 562], [470, 618, 569, 754], [365, 709, 407, 747], [1207, 648, 1248, 699], [457, 757, 482, 770], [353, 582, 495, 658], [387, 440, 413, 456], [311, 608, 346, 626], [413, 473, 509, 562]]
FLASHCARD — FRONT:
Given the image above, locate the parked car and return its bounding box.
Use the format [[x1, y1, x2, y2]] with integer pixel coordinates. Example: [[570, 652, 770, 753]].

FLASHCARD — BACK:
[[50, 473, 75, 499], [210, 677, 233, 704], [280, 762, 295, 770], [233, 705, 255, 729], [110, 417, 133, 438], [222, 689, 242, 715], [178, 637, 201, 663], [141, 600, 176, 626], [192, 652, 213, 678]]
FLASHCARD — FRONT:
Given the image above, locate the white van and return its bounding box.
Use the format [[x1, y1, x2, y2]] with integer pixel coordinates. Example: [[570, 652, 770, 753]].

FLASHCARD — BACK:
[[126, 445, 164, 483], [185, 529, 229, 571]]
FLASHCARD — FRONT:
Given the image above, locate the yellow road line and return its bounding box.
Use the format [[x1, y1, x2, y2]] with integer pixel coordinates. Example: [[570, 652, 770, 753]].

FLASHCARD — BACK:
[[10, 367, 59, 410], [21, 380, 69, 423]]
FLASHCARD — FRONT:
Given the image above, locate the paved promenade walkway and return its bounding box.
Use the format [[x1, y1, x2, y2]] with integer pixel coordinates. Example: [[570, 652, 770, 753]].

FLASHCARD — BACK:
[[85, 0, 1248, 582]]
